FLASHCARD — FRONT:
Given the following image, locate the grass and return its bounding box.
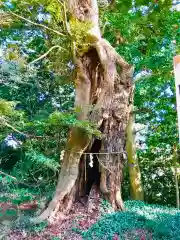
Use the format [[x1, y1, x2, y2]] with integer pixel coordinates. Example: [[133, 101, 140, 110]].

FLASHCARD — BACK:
[[0, 178, 180, 240], [82, 201, 180, 240]]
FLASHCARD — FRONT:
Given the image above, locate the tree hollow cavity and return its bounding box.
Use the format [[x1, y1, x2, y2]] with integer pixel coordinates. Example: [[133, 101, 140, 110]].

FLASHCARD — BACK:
[[85, 138, 101, 196]]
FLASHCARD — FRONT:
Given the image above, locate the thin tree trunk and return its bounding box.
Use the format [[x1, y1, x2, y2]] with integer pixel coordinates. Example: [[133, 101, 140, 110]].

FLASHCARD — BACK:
[[173, 145, 179, 209], [35, 0, 134, 222], [126, 111, 144, 201]]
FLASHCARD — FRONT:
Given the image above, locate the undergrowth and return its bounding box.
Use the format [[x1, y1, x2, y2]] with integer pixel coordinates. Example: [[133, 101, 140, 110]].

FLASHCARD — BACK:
[[82, 201, 180, 240], [1, 178, 180, 240], [0, 177, 49, 231]]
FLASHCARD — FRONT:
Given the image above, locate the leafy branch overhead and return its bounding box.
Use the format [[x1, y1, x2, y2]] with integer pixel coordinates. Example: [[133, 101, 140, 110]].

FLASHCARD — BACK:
[[0, 0, 98, 70]]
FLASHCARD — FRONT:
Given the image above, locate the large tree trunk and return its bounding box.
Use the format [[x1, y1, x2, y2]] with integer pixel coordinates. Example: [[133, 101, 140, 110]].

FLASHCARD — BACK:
[[36, 0, 134, 222]]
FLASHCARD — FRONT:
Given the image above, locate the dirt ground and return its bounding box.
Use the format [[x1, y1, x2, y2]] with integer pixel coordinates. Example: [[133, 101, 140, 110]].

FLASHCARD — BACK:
[[0, 186, 102, 240]]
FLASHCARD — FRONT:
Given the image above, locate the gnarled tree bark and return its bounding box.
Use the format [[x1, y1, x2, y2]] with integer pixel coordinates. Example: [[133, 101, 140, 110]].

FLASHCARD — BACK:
[[36, 0, 134, 223]]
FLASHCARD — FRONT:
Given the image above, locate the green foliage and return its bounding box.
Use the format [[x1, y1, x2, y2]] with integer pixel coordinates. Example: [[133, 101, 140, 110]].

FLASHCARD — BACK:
[[83, 201, 180, 239], [30, 221, 48, 233], [51, 237, 61, 240], [0, 11, 13, 27], [100, 199, 114, 215], [0, 58, 72, 185], [11, 149, 59, 186], [0, 100, 16, 117], [23, 150, 59, 171], [138, 148, 177, 206], [0, 99, 24, 125], [0, 98, 26, 142], [48, 111, 102, 138], [70, 18, 93, 54]]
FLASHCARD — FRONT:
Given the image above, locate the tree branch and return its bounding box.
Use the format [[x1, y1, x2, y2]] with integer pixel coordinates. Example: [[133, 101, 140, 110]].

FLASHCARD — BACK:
[[101, 39, 130, 68], [5, 7, 66, 37], [133, 107, 152, 114], [3, 121, 43, 139], [108, 0, 116, 9], [134, 127, 146, 134], [101, 22, 109, 36], [4, 122, 27, 137], [57, 0, 72, 36], [28, 45, 65, 65]]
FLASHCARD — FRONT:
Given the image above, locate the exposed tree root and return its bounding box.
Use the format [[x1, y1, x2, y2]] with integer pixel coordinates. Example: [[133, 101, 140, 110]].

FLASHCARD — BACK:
[[115, 189, 124, 210], [33, 129, 90, 223], [33, 175, 77, 223]]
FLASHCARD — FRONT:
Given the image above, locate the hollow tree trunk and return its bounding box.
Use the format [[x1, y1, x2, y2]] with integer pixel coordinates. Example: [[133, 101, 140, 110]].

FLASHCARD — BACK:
[[36, 0, 134, 222]]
